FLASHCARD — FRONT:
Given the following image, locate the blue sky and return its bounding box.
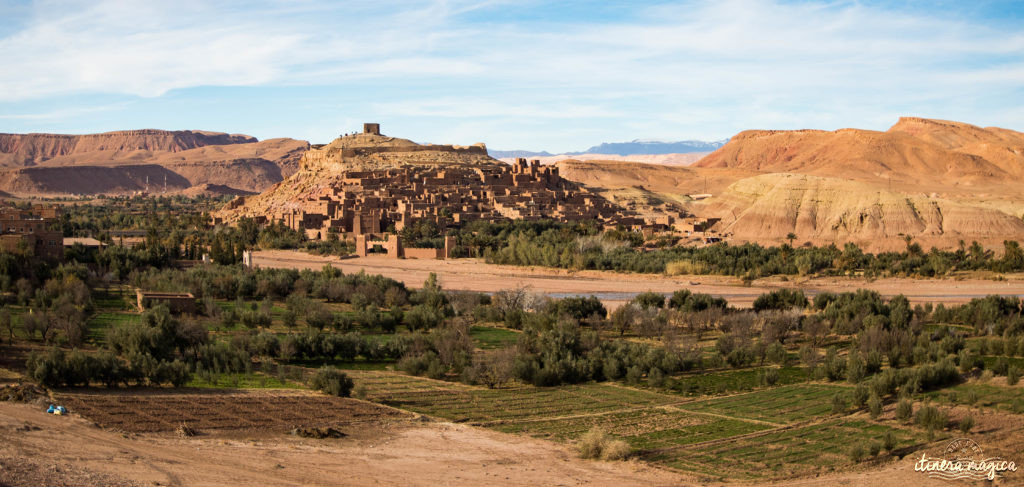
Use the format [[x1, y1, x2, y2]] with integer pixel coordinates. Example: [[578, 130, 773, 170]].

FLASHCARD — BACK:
[[0, 0, 1023, 152]]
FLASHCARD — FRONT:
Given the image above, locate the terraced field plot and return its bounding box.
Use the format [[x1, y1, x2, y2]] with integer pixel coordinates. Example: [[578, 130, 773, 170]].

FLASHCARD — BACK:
[[657, 419, 930, 480], [664, 366, 808, 396], [58, 389, 407, 433], [925, 382, 1024, 412], [494, 408, 770, 450], [354, 371, 677, 423], [469, 326, 520, 349], [678, 384, 847, 424]]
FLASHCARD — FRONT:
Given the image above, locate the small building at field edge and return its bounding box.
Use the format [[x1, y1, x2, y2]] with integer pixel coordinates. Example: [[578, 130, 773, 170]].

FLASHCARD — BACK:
[[136, 290, 197, 314]]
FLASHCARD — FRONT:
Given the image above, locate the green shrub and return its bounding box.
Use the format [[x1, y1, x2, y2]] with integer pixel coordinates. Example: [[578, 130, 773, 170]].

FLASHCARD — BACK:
[[309, 367, 354, 397], [847, 351, 866, 383], [752, 289, 808, 312], [831, 393, 847, 414], [852, 384, 869, 408], [668, 290, 727, 312], [647, 367, 664, 388], [632, 291, 665, 309], [868, 392, 883, 419], [865, 350, 883, 375], [404, 304, 445, 331], [914, 405, 948, 431], [823, 347, 845, 381], [760, 367, 780, 387], [896, 399, 913, 421], [766, 342, 787, 365], [883, 431, 897, 453], [1008, 366, 1021, 386], [959, 415, 975, 434], [848, 444, 865, 463]]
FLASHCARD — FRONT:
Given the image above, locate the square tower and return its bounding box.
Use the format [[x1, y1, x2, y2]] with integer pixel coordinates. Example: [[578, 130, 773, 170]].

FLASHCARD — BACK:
[[363, 123, 381, 135]]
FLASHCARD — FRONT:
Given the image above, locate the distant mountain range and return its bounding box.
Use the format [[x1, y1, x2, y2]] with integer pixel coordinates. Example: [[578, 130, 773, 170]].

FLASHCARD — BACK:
[[489, 139, 728, 159]]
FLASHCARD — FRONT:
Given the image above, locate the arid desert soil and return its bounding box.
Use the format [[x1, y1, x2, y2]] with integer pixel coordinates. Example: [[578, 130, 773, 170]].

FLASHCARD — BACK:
[[0, 396, 689, 487], [252, 250, 1024, 308]]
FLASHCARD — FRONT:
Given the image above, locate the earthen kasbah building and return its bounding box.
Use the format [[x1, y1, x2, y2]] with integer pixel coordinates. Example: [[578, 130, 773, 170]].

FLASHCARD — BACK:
[[217, 124, 650, 254], [0, 204, 63, 260]]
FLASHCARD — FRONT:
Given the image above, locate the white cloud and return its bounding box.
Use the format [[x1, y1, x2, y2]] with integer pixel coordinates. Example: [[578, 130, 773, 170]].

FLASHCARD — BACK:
[[0, 0, 1022, 148]]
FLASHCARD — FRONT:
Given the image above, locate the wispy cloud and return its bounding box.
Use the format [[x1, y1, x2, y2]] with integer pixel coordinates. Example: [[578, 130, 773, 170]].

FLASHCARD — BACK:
[[0, 0, 1022, 150], [0, 101, 129, 121]]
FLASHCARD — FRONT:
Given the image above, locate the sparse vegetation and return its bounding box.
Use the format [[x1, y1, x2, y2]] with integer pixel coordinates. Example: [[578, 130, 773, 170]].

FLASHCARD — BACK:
[[577, 427, 631, 461]]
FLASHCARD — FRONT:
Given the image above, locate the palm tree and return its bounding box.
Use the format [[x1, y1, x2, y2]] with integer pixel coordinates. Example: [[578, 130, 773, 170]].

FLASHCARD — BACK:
[[786, 232, 796, 246]]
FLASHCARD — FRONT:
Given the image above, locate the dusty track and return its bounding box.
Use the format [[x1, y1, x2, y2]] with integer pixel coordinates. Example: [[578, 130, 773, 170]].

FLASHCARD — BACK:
[[253, 250, 1024, 308]]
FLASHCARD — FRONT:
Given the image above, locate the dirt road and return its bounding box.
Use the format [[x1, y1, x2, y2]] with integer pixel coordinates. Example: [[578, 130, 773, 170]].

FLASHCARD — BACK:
[[253, 250, 1024, 308]]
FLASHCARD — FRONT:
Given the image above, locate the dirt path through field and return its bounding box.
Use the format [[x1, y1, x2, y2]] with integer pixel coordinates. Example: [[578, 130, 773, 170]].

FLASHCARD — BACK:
[[253, 250, 1024, 308], [0, 400, 691, 486]]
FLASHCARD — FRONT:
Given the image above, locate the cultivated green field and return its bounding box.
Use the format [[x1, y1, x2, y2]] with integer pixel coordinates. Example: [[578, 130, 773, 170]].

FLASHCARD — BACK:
[[346, 369, 936, 480], [657, 419, 931, 480], [677, 383, 847, 424], [925, 381, 1024, 413]]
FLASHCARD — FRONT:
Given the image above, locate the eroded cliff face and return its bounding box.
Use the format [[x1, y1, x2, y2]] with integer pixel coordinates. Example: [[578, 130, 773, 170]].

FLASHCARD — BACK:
[[698, 173, 1024, 250], [0, 130, 309, 196], [0, 130, 257, 167]]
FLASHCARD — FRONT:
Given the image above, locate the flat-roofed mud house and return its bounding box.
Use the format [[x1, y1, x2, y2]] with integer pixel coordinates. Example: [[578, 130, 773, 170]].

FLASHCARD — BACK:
[[136, 290, 197, 315], [0, 204, 64, 260]]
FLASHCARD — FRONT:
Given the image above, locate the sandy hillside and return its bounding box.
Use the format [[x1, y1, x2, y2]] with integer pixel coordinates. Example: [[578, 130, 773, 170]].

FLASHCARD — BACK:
[[555, 159, 754, 202], [698, 173, 1024, 250], [694, 117, 1024, 185]]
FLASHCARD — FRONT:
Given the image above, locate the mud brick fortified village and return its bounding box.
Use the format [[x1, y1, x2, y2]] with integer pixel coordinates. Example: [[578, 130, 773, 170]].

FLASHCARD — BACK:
[[217, 124, 719, 258]]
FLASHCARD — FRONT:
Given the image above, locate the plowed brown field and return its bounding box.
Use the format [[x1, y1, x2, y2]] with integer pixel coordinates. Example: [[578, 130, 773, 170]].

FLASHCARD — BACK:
[[55, 389, 407, 433]]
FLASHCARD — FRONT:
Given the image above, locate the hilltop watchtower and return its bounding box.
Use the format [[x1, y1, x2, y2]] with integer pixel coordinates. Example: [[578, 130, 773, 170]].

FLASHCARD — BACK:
[[363, 123, 381, 135]]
